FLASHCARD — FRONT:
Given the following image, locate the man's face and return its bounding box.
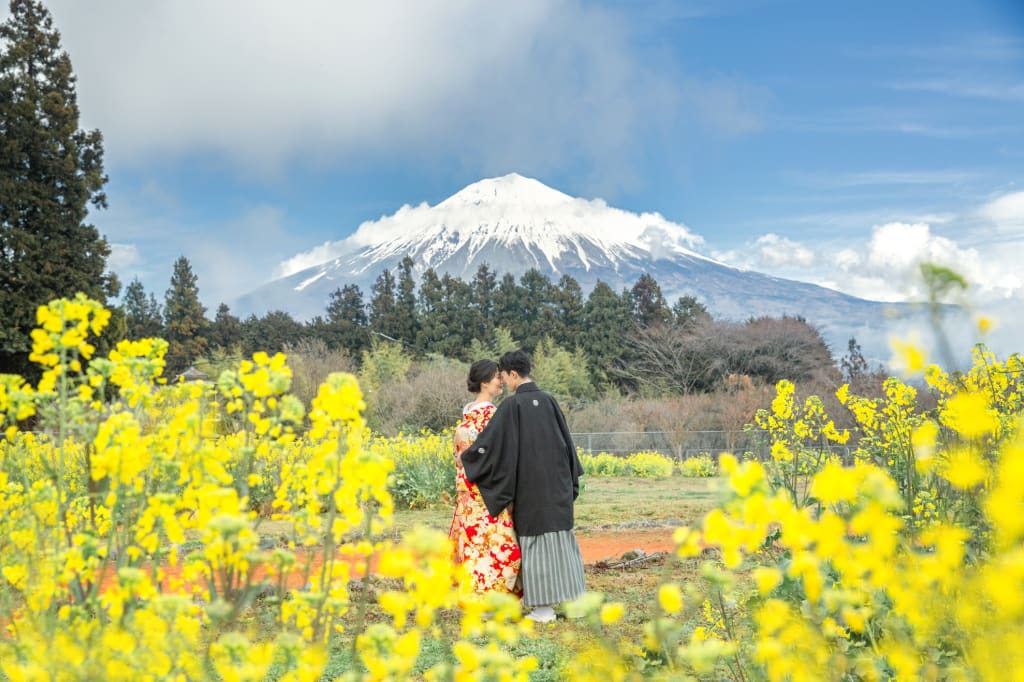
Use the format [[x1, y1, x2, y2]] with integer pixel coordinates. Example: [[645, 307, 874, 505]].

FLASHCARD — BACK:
[[499, 369, 519, 391]]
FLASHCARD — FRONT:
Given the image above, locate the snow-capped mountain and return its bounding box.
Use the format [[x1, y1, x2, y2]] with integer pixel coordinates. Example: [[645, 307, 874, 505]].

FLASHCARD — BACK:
[[235, 173, 921, 358]]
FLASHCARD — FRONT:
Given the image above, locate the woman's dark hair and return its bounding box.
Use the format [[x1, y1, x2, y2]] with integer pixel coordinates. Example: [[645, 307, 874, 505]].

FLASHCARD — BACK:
[[467, 359, 499, 393], [498, 349, 531, 377]]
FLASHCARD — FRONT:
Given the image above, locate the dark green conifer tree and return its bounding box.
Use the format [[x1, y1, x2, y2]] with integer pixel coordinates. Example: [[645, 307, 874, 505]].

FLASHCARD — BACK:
[[671, 294, 711, 329], [629, 273, 671, 327], [393, 256, 420, 347], [414, 268, 445, 355], [0, 0, 117, 375], [163, 256, 208, 376], [471, 263, 497, 338], [209, 302, 242, 350], [123, 277, 164, 339], [369, 268, 402, 342], [324, 284, 368, 355], [437, 273, 476, 359], [548, 274, 584, 345], [240, 310, 305, 355], [517, 268, 554, 352], [581, 280, 632, 390]]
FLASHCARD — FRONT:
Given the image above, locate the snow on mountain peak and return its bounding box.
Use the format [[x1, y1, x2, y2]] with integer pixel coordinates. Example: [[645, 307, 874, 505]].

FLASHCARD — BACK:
[[437, 173, 574, 209], [276, 173, 708, 278]]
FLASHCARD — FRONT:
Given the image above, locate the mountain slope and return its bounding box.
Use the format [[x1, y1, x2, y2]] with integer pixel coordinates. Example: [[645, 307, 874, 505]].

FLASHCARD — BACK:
[[235, 173, 918, 358]]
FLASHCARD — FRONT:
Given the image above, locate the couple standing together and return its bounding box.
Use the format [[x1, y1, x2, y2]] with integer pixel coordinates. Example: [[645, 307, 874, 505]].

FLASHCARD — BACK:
[[448, 350, 586, 623]]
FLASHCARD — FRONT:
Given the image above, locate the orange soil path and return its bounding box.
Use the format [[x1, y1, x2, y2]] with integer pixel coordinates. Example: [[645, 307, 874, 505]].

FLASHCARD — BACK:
[[576, 527, 678, 561], [100, 527, 679, 595]]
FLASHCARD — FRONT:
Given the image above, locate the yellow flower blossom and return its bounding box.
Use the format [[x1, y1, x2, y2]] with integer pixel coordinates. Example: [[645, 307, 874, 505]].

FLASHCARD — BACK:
[[600, 602, 625, 625], [942, 391, 1000, 439], [812, 461, 859, 504], [889, 336, 926, 376], [941, 446, 987, 489], [658, 583, 683, 614]]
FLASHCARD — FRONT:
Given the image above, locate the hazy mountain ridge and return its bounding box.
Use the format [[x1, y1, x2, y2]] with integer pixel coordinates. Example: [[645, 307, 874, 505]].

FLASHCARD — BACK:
[[235, 173, 925, 360]]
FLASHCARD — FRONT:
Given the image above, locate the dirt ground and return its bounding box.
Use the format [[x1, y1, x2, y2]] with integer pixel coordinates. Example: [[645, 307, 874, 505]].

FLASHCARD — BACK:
[[110, 525, 679, 595], [576, 526, 678, 562]]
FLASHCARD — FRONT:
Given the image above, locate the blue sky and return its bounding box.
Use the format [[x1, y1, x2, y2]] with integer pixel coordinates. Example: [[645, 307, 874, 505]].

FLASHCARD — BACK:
[[9, 1, 1023, 340]]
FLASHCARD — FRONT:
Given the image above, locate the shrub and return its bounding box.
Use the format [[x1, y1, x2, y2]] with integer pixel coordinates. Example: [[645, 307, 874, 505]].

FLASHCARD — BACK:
[[624, 451, 675, 478], [373, 430, 455, 509], [579, 452, 628, 476], [678, 453, 717, 477]]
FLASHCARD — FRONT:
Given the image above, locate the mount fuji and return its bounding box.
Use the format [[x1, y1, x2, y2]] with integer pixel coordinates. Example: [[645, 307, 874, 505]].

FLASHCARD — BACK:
[[235, 173, 917, 358]]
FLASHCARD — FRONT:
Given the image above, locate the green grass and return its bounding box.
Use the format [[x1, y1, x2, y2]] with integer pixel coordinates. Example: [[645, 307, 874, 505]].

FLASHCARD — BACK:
[[574, 476, 721, 528]]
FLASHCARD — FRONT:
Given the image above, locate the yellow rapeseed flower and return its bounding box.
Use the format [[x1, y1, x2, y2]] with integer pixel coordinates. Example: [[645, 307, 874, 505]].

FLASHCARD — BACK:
[[752, 567, 783, 595], [889, 336, 926, 376], [941, 447, 987, 489], [812, 461, 859, 505], [600, 602, 625, 625], [942, 391, 1000, 440], [658, 583, 683, 614]]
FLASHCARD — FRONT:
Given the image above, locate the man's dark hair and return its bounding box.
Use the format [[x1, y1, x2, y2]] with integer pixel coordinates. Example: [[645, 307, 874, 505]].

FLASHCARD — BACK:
[[467, 359, 498, 393], [498, 349, 532, 377]]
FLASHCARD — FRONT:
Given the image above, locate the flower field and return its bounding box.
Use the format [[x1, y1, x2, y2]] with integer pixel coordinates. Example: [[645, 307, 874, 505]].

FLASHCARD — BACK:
[[1, 295, 1023, 680]]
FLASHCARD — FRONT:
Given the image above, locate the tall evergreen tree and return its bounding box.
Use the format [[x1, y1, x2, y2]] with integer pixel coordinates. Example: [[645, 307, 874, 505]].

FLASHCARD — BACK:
[[414, 268, 446, 355], [471, 263, 497, 335], [517, 268, 554, 352], [671, 294, 711, 329], [0, 0, 116, 375], [123, 277, 164, 339], [393, 256, 420, 347], [240, 310, 305, 355], [492, 272, 523, 333], [840, 337, 870, 385], [581, 280, 632, 390], [209, 302, 242, 350], [368, 268, 401, 341], [438, 273, 477, 359], [163, 256, 208, 376], [629, 273, 670, 327], [548, 274, 584, 345], [324, 284, 368, 354]]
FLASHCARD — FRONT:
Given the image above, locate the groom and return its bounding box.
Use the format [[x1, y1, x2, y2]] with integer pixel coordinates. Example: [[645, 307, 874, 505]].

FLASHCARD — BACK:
[[460, 349, 586, 623]]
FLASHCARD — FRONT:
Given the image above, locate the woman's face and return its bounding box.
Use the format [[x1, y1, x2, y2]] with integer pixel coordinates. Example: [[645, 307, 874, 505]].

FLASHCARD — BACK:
[[480, 372, 503, 400]]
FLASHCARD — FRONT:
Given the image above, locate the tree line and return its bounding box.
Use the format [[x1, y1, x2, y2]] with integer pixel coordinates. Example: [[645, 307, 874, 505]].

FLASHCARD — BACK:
[[128, 255, 840, 398]]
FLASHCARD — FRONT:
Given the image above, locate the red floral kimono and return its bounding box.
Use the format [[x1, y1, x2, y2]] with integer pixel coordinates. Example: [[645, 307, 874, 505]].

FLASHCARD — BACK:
[[449, 400, 522, 594]]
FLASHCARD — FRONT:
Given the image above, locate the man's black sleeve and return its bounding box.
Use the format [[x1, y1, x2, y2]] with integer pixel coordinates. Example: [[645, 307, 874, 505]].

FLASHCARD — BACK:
[[461, 399, 519, 518]]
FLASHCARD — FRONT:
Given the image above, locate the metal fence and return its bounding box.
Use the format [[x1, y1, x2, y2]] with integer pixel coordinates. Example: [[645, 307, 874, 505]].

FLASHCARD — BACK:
[[571, 430, 853, 463]]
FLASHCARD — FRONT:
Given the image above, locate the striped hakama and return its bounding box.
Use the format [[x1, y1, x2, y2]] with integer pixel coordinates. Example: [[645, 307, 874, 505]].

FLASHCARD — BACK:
[[517, 529, 586, 607]]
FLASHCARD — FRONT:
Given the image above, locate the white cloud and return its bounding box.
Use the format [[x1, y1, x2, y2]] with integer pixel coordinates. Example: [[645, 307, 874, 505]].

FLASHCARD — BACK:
[[106, 243, 141, 273], [12, 1, 758, 181], [752, 233, 816, 267], [816, 221, 1020, 303], [834, 248, 860, 269], [980, 190, 1024, 229], [709, 233, 816, 272], [718, 218, 1021, 307]]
